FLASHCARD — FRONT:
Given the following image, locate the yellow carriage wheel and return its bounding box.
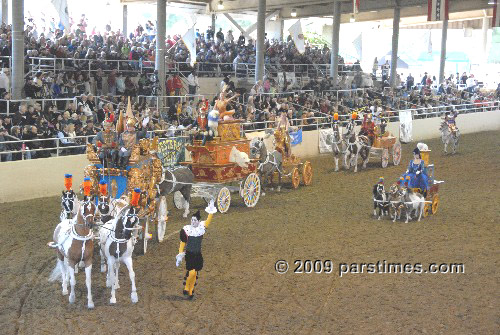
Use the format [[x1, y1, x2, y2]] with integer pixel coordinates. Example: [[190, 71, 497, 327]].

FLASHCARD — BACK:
[[216, 187, 231, 214], [431, 194, 439, 214], [381, 148, 389, 168], [423, 203, 430, 217], [392, 142, 402, 166], [302, 161, 313, 186], [242, 173, 261, 208], [291, 167, 300, 189]]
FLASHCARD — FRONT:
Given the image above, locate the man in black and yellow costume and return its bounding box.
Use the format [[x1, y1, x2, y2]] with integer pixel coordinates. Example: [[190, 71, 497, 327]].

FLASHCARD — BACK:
[[175, 200, 217, 300]]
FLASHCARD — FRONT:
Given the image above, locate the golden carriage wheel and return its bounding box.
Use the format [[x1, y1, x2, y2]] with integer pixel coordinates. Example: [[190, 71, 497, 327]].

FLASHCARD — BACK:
[[423, 202, 430, 218], [431, 194, 439, 214], [291, 167, 300, 189], [302, 161, 313, 186], [392, 142, 402, 166], [242, 173, 261, 208]]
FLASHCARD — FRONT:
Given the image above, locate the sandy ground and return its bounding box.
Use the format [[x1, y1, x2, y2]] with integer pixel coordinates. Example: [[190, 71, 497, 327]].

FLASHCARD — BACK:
[[0, 131, 498, 335]]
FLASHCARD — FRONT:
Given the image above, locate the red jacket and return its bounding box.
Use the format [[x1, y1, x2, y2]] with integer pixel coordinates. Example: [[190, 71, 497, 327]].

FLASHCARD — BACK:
[[173, 77, 183, 90]]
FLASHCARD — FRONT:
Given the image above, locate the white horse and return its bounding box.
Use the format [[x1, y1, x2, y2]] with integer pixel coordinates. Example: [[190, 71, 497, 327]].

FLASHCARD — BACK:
[[326, 122, 345, 172], [343, 121, 371, 173], [49, 200, 96, 309], [400, 187, 425, 223], [440, 123, 460, 154], [100, 206, 140, 304]]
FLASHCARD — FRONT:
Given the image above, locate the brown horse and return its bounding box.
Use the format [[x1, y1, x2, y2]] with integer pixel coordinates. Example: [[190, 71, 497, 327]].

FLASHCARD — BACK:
[[49, 198, 96, 309]]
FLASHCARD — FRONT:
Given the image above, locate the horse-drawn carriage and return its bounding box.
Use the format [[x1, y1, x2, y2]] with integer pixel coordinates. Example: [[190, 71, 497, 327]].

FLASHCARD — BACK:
[[84, 137, 168, 254], [369, 130, 402, 168], [415, 148, 442, 217], [178, 120, 262, 214]]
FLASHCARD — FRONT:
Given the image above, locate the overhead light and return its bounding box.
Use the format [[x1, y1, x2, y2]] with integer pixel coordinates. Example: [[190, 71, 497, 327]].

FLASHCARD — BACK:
[[291, 9, 297, 17], [350, 14, 355, 23], [218, 1, 224, 10]]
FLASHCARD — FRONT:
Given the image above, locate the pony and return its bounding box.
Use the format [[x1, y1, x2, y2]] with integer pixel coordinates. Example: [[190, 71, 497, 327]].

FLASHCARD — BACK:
[[250, 137, 283, 194], [343, 121, 371, 172], [96, 194, 115, 273], [100, 206, 140, 304], [49, 199, 96, 309], [387, 184, 404, 223], [326, 122, 345, 172], [372, 183, 389, 220], [440, 123, 460, 154], [159, 166, 194, 217], [400, 187, 425, 223]]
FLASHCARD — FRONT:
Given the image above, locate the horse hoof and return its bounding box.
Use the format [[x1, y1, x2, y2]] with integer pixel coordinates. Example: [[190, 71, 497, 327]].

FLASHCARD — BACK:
[[277, 187, 281, 192], [62, 289, 68, 296], [88, 301, 95, 309], [131, 292, 138, 303], [106, 280, 111, 288], [110, 298, 116, 304], [378, 217, 381, 221], [262, 192, 266, 196], [101, 265, 106, 273], [69, 294, 75, 304]]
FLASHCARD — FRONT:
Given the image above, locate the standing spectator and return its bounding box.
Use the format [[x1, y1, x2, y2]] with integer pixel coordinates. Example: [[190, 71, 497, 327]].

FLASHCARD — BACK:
[[406, 73, 414, 90], [187, 70, 199, 99], [108, 70, 117, 95], [173, 73, 183, 97], [0, 68, 10, 93], [372, 57, 378, 76], [116, 72, 125, 96], [238, 32, 246, 46], [216, 28, 224, 43]]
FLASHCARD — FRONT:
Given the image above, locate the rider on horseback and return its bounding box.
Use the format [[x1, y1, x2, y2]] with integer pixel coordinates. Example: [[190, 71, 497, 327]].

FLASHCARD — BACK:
[[443, 110, 458, 131]]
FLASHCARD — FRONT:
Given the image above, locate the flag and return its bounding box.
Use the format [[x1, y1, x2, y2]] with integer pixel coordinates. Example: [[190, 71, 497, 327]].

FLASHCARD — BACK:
[[51, 0, 70, 31], [353, 0, 360, 14], [493, 0, 500, 28], [352, 33, 362, 59], [427, 0, 449, 22], [182, 26, 197, 67], [288, 20, 305, 54], [290, 128, 302, 146]]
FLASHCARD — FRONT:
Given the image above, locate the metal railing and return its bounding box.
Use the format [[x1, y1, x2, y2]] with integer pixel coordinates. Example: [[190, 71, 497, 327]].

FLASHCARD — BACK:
[[0, 97, 77, 116]]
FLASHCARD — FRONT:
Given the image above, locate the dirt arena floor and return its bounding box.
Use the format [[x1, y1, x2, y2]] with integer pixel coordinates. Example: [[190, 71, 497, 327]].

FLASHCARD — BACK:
[[0, 131, 498, 335]]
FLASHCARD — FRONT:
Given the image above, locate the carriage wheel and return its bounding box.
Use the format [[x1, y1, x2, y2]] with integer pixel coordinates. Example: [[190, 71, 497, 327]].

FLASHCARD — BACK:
[[381, 149, 389, 168], [302, 161, 313, 186], [216, 187, 231, 214], [291, 167, 300, 189], [431, 194, 439, 214], [423, 202, 430, 218], [173, 191, 184, 210], [156, 196, 167, 243], [393, 142, 402, 166], [242, 173, 261, 208]]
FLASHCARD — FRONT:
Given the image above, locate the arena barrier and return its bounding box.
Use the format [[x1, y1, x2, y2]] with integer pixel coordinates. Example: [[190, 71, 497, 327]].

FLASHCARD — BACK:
[[1, 110, 499, 203]]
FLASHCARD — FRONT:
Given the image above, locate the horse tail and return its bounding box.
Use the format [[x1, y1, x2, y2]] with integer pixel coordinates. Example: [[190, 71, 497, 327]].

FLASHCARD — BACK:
[[48, 262, 62, 282]]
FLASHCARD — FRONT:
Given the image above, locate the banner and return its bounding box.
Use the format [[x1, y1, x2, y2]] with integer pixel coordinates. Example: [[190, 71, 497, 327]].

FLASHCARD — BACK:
[[157, 137, 186, 167], [399, 111, 413, 143], [427, 0, 449, 22], [319, 128, 333, 153], [182, 26, 197, 67], [493, 0, 500, 28], [51, 0, 70, 31], [290, 129, 302, 146], [353, 0, 360, 14], [288, 20, 305, 54], [352, 33, 362, 59]]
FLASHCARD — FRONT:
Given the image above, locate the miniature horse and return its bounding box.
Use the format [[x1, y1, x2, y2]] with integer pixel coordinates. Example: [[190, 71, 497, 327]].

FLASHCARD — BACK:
[[372, 183, 389, 220], [100, 206, 140, 304], [49, 199, 96, 309], [440, 123, 460, 154], [343, 121, 371, 173], [400, 187, 425, 223], [328, 122, 345, 172], [250, 137, 283, 194], [159, 166, 194, 218], [60, 190, 79, 221]]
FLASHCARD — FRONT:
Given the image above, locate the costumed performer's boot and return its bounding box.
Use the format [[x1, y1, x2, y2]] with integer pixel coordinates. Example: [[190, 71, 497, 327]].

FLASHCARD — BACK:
[[185, 270, 197, 300]]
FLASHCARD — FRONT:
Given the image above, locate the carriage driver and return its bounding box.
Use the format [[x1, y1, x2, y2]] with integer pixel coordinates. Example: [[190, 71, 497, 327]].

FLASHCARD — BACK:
[[275, 110, 292, 158], [175, 200, 217, 300], [93, 118, 118, 168], [117, 118, 146, 169], [359, 113, 375, 145]]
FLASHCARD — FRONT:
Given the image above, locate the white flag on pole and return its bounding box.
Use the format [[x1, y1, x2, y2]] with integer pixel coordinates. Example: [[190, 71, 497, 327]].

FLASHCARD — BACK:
[[51, 0, 70, 31], [288, 20, 305, 54], [182, 26, 197, 67]]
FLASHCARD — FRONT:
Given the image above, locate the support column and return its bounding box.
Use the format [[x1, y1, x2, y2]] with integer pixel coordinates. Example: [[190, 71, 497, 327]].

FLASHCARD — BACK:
[[390, 3, 400, 88], [280, 18, 284, 42], [438, 18, 448, 84], [11, 0, 24, 99], [212, 14, 216, 34], [1, 0, 7, 25], [255, 0, 266, 82], [123, 5, 128, 38], [330, 0, 341, 85], [155, 0, 166, 112], [482, 14, 489, 62]]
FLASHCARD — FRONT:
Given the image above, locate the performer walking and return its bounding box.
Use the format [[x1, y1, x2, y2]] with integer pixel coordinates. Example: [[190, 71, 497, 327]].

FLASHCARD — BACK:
[[175, 200, 217, 300]]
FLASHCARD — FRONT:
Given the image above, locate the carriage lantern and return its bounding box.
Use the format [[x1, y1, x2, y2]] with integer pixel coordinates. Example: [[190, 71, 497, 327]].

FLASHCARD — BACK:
[[83, 177, 91, 197], [64, 174, 72, 191], [99, 180, 107, 196]]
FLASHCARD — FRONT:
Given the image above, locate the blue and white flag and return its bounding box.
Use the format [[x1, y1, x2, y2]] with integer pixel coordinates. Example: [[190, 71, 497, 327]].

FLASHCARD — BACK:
[[51, 0, 70, 31], [182, 26, 197, 67], [290, 128, 302, 146]]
